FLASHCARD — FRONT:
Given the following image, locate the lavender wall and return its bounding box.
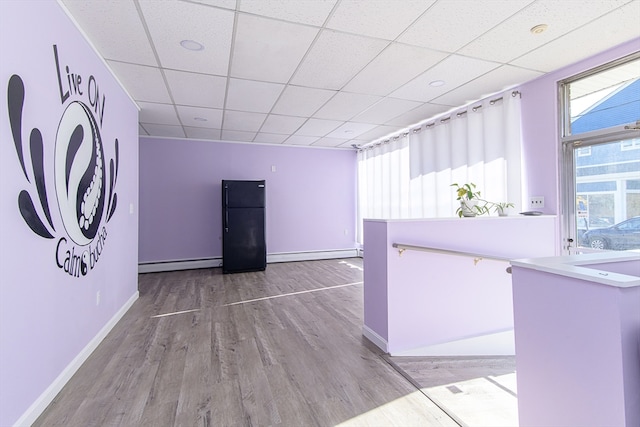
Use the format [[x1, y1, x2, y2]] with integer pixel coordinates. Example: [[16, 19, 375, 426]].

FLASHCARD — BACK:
[[519, 38, 640, 215], [139, 137, 357, 263], [0, 2, 139, 425]]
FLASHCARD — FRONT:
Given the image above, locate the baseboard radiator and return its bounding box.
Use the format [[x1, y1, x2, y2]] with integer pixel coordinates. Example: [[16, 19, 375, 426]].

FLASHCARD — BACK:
[[139, 248, 360, 274]]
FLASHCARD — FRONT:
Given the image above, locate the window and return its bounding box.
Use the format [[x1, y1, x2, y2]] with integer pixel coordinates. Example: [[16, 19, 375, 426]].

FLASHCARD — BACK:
[[561, 54, 640, 253], [621, 138, 640, 151], [576, 146, 591, 156]]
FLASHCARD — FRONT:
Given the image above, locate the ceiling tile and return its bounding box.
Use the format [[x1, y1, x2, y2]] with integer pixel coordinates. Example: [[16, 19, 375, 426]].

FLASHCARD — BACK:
[[271, 85, 336, 116], [176, 105, 223, 128], [398, 0, 534, 53], [139, 0, 234, 75], [188, 0, 237, 10], [353, 98, 422, 124], [386, 102, 452, 127], [458, 0, 632, 63], [164, 69, 226, 108], [295, 118, 343, 137], [107, 62, 171, 103], [223, 111, 267, 132], [391, 55, 501, 102], [511, 1, 640, 72], [432, 65, 543, 106], [238, 0, 337, 26], [253, 133, 289, 144], [356, 125, 405, 142], [312, 137, 350, 147], [260, 115, 307, 134], [231, 14, 319, 83], [327, 0, 434, 40], [143, 123, 186, 138], [290, 30, 388, 90], [285, 135, 320, 145], [138, 102, 180, 125], [62, 0, 157, 66], [344, 43, 447, 96], [326, 122, 378, 139], [313, 91, 382, 120], [226, 79, 285, 113], [185, 127, 222, 140], [221, 130, 256, 142]]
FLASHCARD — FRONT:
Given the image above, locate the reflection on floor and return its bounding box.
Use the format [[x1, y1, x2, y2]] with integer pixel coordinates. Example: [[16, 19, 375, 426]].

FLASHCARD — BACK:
[[387, 356, 519, 427]]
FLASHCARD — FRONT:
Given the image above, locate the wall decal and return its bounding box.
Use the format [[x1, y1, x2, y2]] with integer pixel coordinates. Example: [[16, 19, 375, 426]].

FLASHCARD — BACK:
[[5, 45, 120, 278]]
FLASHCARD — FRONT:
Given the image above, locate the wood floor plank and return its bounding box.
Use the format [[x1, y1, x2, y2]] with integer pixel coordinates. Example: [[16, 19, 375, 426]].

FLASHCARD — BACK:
[[34, 258, 458, 427]]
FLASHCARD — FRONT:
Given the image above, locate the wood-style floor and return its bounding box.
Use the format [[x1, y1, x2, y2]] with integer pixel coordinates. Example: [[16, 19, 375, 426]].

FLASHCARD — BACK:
[[35, 258, 457, 426], [388, 356, 518, 426]]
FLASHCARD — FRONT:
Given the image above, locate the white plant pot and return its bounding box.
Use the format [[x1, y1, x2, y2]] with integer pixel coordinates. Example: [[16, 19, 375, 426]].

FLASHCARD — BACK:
[[460, 199, 477, 217]]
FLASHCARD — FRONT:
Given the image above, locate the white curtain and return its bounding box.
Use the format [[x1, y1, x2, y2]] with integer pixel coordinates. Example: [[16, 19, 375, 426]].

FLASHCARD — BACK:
[[357, 92, 523, 243]]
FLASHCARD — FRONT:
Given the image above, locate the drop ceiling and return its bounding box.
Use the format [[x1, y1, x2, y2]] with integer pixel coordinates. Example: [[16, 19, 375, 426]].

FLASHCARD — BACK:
[[60, 0, 640, 149]]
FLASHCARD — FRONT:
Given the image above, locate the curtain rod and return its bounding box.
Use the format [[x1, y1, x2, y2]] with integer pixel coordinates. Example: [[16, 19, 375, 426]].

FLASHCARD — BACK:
[[358, 90, 522, 151]]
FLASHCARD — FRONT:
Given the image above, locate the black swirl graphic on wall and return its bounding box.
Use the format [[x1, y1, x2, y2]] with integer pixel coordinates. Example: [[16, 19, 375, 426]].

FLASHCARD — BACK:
[[8, 74, 55, 239], [106, 138, 119, 222]]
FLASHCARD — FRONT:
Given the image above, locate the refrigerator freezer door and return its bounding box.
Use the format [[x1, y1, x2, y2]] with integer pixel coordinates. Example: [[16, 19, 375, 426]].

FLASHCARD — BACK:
[[223, 180, 265, 208], [223, 207, 266, 273]]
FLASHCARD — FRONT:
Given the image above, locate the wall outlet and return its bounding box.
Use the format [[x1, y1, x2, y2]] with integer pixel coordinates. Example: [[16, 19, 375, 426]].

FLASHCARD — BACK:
[[530, 196, 545, 209], [96, 291, 101, 306]]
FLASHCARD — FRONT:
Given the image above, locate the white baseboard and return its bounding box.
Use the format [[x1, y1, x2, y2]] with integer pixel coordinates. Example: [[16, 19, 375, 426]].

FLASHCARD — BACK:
[[267, 249, 358, 263], [362, 325, 388, 353], [14, 291, 139, 427], [139, 249, 359, 273], [138, 258, 222, 273], [390, 329, 515, 357]]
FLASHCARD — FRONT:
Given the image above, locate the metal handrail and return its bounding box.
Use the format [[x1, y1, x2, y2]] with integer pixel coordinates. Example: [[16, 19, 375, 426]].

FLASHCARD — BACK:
[[391, 242, 513, 272]]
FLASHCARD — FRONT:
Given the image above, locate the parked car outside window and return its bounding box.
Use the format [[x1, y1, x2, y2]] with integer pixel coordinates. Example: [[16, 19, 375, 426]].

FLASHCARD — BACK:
[[581, 216, 640, 250]]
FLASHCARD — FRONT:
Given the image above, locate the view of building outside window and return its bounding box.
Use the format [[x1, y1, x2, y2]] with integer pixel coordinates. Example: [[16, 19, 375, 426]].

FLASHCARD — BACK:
[[566, 58, 640, 251]]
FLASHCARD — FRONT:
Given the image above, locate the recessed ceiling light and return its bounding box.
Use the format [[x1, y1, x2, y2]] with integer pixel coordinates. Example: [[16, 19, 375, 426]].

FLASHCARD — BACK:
[[180, 39, 205, 51], [429, 80, 445, 87], [530, 24, 548, 34], [194, 117, 207, 122]]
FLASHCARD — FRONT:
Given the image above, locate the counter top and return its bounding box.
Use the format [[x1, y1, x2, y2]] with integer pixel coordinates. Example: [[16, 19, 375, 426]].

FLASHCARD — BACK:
[[364, 215, 556, 223], [511, 251, 640, 288]]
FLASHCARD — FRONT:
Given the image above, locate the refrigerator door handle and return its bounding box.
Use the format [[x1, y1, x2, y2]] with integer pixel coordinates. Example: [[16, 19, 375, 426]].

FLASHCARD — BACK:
[[224, 184, 229, 232]]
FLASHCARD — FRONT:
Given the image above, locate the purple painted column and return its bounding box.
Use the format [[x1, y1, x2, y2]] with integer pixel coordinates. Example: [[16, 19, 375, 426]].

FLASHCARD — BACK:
[[511, 254, 640, 426], [362, 220, 389, 349]]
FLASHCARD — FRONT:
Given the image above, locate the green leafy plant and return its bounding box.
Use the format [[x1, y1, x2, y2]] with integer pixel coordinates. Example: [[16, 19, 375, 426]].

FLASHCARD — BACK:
[[493, 202, 515, 216], [451, 182, 491, 217]]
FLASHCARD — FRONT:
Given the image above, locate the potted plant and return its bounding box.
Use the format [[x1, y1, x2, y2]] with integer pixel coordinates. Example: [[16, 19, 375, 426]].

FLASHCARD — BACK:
[[451, 182, 490, 217], [493, 202, 515, 217]]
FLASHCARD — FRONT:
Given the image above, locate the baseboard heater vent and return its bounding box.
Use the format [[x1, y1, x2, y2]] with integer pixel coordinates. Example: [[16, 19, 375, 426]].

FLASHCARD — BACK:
[[139, 248, 359, 274]]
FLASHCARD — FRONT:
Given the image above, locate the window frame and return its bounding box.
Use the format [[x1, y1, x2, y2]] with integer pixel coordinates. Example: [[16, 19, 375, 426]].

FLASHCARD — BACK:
[[559, 53, 640, 254]]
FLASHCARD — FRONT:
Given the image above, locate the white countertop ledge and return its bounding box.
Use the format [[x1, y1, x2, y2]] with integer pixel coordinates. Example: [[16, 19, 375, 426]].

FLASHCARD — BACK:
[[511, 251, 640, 288]]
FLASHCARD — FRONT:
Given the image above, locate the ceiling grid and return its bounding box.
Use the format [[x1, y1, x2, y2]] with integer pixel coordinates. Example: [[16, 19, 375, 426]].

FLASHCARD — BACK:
[[60, 0, 640, 148]]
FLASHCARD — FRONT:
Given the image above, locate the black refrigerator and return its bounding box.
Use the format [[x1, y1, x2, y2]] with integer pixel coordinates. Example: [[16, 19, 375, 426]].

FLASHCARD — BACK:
[[222, 180, 266, 274]]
